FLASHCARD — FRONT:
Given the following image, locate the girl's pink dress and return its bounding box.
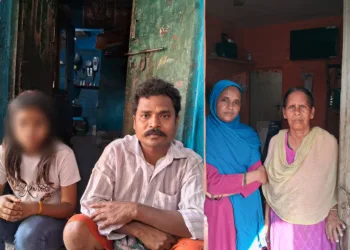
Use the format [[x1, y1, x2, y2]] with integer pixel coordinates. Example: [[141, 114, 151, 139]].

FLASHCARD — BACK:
[[204, 161, 262, 250], [269, 133, 336, 250]]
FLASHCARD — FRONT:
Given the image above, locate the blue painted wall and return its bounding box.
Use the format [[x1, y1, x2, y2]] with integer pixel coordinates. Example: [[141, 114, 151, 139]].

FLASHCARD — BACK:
[[59, 29, 103, 131], [60, 29, 103, 90], [59, 28, 127, 134]]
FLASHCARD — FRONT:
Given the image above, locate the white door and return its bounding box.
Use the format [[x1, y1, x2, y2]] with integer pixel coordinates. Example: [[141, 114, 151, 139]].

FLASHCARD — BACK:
[[249, 70, 283, 130]]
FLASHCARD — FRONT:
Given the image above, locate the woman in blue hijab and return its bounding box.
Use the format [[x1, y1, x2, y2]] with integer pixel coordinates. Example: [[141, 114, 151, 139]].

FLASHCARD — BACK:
[[204, 80, 267, 250]]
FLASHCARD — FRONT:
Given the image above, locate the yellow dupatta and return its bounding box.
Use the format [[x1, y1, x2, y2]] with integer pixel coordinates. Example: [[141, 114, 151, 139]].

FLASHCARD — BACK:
[[262, 127, 338, 225]]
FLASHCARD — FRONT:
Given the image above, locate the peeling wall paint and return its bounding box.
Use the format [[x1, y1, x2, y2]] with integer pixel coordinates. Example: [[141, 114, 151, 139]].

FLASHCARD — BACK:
[[123, 0, 204, 154], [15, 0, 58, 95], [0, 0, 19, 140], [0, 0, 12, 139], [0, 0, 59, 138]]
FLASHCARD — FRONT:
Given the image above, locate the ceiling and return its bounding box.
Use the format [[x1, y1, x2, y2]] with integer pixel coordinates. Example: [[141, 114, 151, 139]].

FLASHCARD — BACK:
[[207, 0, 343, 28]]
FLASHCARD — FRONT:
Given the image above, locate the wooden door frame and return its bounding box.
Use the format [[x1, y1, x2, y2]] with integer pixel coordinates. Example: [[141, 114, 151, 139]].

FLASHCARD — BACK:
[[338, 0, 350, 249], [0, 0, 20, 140]]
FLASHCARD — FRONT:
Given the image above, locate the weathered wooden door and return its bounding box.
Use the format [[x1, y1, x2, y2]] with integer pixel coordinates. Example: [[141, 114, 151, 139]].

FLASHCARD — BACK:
[[15, 0, 58, 96], [123, 0, 204, 152], [0, 0, 18, 139]]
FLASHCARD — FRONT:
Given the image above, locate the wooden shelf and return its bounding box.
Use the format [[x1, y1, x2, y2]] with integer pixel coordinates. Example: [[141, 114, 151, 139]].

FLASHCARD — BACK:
[[208, 56, 255, 65], [74, 84, 99, 90]]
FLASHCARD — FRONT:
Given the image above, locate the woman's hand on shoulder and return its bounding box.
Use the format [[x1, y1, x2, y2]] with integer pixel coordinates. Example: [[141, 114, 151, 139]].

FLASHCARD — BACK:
[[0, 195, 22, 222]]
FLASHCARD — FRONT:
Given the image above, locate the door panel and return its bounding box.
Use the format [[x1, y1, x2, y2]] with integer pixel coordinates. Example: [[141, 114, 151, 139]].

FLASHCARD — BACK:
[[123, 0, 204, 145], [81, 0, 132, 136], [97, 54, 128, 136], [15, 0, 58, 95], [0, 0, 17, 139], [249, 70, 282, 130]]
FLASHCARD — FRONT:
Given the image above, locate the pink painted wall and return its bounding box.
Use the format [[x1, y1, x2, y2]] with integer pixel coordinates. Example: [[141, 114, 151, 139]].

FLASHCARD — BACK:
[[207, 15, 343, 129], [206, 15, 252, 123], [206, 15, 245, 62], [206, 15, 249, 88], [244, 16, 343, 68], [244, 16, 343, 129]]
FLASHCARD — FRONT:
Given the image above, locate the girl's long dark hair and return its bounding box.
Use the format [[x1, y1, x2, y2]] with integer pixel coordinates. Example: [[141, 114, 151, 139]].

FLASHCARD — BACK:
[[3, 90, 56, 187]]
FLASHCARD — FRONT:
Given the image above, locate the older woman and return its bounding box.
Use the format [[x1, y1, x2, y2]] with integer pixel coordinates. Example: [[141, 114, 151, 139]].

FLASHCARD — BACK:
[[205, 80, 267, 250], [262, 87, 345, 250]]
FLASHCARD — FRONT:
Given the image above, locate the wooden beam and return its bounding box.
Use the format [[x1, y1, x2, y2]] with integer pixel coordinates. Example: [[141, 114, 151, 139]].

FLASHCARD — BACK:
[[338, 0, 350, 249]]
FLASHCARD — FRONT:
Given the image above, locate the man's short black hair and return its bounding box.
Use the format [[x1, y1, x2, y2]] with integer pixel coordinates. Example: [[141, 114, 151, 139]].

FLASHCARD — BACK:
[[132, 78, 182, 117]]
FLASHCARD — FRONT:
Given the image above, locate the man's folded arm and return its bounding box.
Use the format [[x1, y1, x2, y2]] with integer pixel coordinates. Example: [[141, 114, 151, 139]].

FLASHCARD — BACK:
[[80, 146, 127, 239], [133, 162, 204, 240]]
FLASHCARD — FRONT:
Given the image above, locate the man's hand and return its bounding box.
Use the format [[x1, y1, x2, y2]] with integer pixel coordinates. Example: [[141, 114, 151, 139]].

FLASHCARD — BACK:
[[129, 222, 177, 250], [0, 195, 22, 222], [90, 201, 137, 229]]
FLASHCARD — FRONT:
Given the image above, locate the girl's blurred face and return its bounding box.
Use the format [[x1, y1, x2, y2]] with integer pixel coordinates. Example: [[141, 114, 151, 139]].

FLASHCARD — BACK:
[[12, 107, 50, 154]]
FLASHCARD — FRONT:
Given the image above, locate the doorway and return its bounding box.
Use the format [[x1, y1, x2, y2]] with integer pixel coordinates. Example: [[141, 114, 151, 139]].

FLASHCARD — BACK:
[[57, 0, 132, 209], [58, 0, 131, 139], [249, 70, 282, 130], [206, 0, 346, 247], [3, 0, 204, 209], [206, 0, 343, 142]]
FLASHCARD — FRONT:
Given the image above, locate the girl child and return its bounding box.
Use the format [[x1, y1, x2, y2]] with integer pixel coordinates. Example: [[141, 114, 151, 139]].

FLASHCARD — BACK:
[[0, 91, 81, 250]]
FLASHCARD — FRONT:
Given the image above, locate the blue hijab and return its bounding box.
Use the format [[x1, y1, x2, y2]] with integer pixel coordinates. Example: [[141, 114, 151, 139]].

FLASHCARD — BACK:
[[206, 80, 265, 250]]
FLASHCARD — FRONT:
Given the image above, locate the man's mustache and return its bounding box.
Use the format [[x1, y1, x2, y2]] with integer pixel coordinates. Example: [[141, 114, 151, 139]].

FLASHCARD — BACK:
[[144, 128, 167, 137]]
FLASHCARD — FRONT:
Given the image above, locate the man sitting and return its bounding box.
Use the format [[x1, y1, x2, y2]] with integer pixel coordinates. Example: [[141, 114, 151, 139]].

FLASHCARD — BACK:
[[63, 78, 204, 250]]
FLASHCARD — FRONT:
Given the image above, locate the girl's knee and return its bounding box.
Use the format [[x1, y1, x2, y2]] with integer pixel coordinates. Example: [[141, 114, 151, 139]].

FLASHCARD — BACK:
[[14, 216, 65, 250], [15, 215, 53, 235], [0, 219, 20, 245], [14, 216, 45, 248], [14, 226, 42, 250]]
